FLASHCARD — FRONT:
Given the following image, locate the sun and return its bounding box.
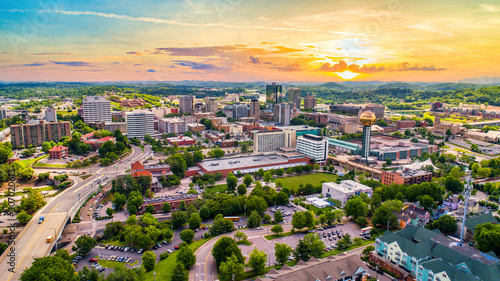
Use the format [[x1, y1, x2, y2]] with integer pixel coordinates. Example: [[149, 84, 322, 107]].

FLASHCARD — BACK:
[[336, 71, 360, 80]]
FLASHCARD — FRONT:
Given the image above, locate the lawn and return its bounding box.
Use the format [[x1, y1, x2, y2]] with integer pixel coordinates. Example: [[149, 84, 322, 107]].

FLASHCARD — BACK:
[[21, 154, 49, 166], [142, 238, 210, 281], [320, 239, 375, 258], [57, 110, 77, 115], [98, 259, 137, 268], [264, 231, 295, 240], [280, 173, 337, 193], [205, 184, 228, 193], [236, 239, 252, 246], [33, 162, 67, 168]]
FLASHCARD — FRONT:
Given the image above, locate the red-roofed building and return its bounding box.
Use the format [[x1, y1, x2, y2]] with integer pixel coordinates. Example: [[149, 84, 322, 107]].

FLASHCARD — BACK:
[[131, 161, 145, 171], [166, 136, 195, 146], [84, 136, 116, 149], [132, 170, 153, 177], [49, 145, 69, 159]]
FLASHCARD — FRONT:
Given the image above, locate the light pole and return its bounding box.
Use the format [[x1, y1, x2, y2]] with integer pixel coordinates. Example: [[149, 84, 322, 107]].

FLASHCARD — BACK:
[[51, 228, 58, 251], [153, 271, 156, 281], [267, 250, 271, 268]]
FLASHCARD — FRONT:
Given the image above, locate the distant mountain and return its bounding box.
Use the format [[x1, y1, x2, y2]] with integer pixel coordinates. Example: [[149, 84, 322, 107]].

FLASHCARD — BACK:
[[458, 76, 500, 85], [317, 82, 350, 91]]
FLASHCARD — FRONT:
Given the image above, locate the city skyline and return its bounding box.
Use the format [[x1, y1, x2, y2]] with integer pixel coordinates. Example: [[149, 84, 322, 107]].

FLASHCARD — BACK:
[[0, 0, 499, 82]]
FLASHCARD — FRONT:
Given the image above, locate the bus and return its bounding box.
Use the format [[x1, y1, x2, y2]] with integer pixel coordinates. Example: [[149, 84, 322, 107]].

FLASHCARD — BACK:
[[224, 216, 240, 222], [360, 226, 373, 237], [46, 236, 53, 243]]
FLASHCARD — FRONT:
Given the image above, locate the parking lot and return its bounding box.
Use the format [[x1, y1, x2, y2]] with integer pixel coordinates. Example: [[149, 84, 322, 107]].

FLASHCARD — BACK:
[[74, 246, 144, 274], [263, 204, 298, 223]]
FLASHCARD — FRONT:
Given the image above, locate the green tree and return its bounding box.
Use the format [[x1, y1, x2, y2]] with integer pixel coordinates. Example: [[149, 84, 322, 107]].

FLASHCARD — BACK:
[[237, 184, 247, 196], [145, 204, 155, 214], [180, 229, 195, 243], [171, 211, 188, 229], [294, 233, 325, 261], [179, 200, 186, 211], [275, 243, 293, 266], [177, 244, 196, 269], [171, 263, 187, 281], [226, 173, 238, 190], [292, 211, 306, 230], [263, 214, 272, 223], [243, 173, 253, 187], [219, 254, 245, 281], [112, 193, 127, 211], [344, 196, 368, 219], [189, 213, 202, 230], [474, 223, 500, 255], [193, 151, 204, 163], [142, 251, 156, 272], [54, 249, 70, 261], [246, 248, 267, 274], [247, 210, 262, 228], [20, 256, 77, 281], [274, 210, 284, 223], [431, 215, 457, 234], [444, 176, 464, 193], [16, 211, 32, 224], [418, 195, 436, 212], [74, 235, 97, 256], [212, 237, 244, 266], [263, 171, 272, 182], [162, 202, 171, 213], [199, 206, 210, 220], [271, 224, 283, 235], [106, 208, 114, 217]]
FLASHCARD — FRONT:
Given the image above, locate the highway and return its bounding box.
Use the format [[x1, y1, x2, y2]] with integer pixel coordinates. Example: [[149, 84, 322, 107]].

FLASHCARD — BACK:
[[0, 145, 150, 281]]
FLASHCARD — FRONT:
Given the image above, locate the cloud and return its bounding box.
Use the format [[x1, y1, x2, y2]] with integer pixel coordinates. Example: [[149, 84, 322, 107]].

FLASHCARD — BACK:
[[173, 60, 228, 70], [479, 3, 499, 11], [112, 62, 119, 64], [126, 51, 143, 56], [22, 62, 49, 66], [317, 61, 385, 73], [134, 64, 142, 66], [407, 22, 453, 37], [1, 52, 10, 54], [154, 46, 237, 57], [396, 62, 446, 71], [249, 56, 271, 65], [272, 46, 303, 53], [29, 53, 72, 56], [146, 69, 159, 72], [261, 42, 276, 45], [271, 63, 302, 72], [50, 61, 93, 66]]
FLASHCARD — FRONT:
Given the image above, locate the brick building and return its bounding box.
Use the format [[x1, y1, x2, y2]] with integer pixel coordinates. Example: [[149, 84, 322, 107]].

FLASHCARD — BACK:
[[137, 194, 197, 214], [10, 120, 71, 147], [49, 145, 69, 159], [381, 168, 432, 185], [395, 120, 416, 129]]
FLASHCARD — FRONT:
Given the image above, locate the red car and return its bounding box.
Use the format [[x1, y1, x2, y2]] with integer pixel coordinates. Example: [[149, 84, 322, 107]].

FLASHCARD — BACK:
[[89, 258, 98, 262], [174, 245, 179, 250]]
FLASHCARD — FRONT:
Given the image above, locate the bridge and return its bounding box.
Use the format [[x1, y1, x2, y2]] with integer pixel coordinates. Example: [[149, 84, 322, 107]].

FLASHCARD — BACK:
[[330, 156, 383, 178]]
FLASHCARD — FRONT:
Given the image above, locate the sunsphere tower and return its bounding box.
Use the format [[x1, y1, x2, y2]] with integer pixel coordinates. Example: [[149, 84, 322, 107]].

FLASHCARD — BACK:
[[359, 111, 376, 161]]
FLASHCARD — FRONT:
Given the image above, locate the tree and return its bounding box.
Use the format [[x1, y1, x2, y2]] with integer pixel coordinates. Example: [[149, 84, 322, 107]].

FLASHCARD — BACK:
[[263, 214, 272, 223], [446, 128, 452, 136], [193, 151, 204, 163], [271, 224, 283, 235], [235, 231, 248, 242], [371, 201, 400, 228], [169, 154, 187, 178], [246, 248, 267, 274], [20, 256, 77, 281], [275, 243, 293, 266], [474, 223, 500, 255], [162, 202, 171, 213], [292, 211, 306, 230], [344, 196, 368, 219], [247, 210, 262, 228], [243, 174, 253, 187], [294, 233, 325, 261], [16, 211, 32, 224], [219, 254, 245, 281], [418, 195, 436, 212], [142, 251, 156, 272], [263, 171, 272, 182], [112, 193, 127, 211], [275, 178, 284, 189], [226, 173, 238, 190], [145, 204, 155, 214], [77, 266, 100, 281], [199, 206, 210, 220], [210, 148, 225, 158], [444, 176, 464, 193], [171, 211, 188, 229], [179, 200, 186, 211], [177, 244, 196, 269], [355, 217, 368, 228], [237, 184, 247, 196], [53, 249, 70, 261], [189, 213, 202, 230], [106, 208, 114, 217], [274, 210, 284, 223], [212, 237, 244, 266], [431, 215, 457, 234], [171, 263, 187, 281], [74, 235, 96, 256], [180, 229, 195, 243]]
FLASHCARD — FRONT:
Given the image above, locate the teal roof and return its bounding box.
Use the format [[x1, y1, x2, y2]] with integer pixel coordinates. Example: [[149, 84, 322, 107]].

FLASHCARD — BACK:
[[464, 213, 497, 234]]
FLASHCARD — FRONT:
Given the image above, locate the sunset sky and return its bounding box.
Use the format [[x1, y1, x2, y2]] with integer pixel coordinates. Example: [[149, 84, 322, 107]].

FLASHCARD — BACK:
[[0, 0, 499, 82]]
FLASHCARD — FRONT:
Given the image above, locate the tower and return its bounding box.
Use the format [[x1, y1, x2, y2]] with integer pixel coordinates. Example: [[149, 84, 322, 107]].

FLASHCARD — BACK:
[[460, 169, 472, 246], [359, 111, 376, 161]]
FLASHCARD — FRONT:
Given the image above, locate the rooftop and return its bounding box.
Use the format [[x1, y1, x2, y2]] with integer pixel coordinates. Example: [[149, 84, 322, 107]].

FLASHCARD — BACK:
[[388, 168, 432, 178], [198, 153, 307, 172], [322, 180, 371, 193]]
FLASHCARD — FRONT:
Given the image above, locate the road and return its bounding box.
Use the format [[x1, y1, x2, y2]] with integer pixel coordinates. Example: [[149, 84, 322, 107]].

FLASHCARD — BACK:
[[0, 145, 149, 281]]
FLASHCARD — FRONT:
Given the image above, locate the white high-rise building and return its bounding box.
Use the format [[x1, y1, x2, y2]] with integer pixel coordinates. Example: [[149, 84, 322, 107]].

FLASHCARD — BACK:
[[126, 111, 155, 139], [0, 108, 7, 120], [253, 129, 295, 153], [83, 96, 111, 123], [158, 118, 188, 134], [297, 134, 328, 162], [44, 106, 57, 122]]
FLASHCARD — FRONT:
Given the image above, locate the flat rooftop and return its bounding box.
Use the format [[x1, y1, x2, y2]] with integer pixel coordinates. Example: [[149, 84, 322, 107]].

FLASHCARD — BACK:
[[198, 154, 306, 172]]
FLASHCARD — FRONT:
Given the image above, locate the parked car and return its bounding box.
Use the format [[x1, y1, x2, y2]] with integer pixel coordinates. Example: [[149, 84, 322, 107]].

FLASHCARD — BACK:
[[89, 258, 98, 263]]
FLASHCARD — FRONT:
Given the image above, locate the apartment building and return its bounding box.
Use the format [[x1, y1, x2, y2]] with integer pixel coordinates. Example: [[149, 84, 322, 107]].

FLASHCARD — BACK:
[[253, 129, 295, 153], [11, 120, 71, 147], [125, 111, 155, 139], [83, 96, 112, 123], [296, 134, 328, 162]]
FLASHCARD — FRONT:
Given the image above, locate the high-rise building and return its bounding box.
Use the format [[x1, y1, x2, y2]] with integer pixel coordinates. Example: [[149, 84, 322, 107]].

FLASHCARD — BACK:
[[253, 129, 295, 153], [0, 108, 7, 120], [296, 134, 328, 162], [178, 95, 194, 114], [286, 88, 301, 109], [126, 111, 155, 139], [274, 103, 291, 126], [159, 118, 188, 134], [304, 95, 317, 110], [359, 111, 376, 161], [205, 97, 218, 113], [232, 103, 248, 119], [266, 82, 282, 104], [44, 106, 57, 122], [10, 120, 71, 147], [83, 96, 111, 123], [249, 98, 260, 119]]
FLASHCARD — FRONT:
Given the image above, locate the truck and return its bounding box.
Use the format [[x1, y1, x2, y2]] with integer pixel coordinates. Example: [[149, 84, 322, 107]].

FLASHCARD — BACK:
[[38, 216, 44, 224], [46, 236, 53, 243], [360, 226, 373, 237]]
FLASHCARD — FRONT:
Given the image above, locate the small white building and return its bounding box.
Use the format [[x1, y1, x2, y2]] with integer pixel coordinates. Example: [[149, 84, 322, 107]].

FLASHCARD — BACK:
[[296, 134, 328, 163], [306, 197, 331, 208], [322, 180, 372, 205]]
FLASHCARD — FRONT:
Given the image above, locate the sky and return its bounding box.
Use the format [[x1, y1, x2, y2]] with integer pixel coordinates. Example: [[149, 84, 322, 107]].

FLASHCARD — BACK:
[[0, 0, 499, 82]]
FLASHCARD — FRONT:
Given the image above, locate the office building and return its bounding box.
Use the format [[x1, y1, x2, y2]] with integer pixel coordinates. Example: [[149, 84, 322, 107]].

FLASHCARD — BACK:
[[44, 107, 57, 122], [125, 111, 155, 139], [232, 103, 248, 119], [328, 113, 358, 125], [249, 98, 260, 119], [322, 180, 373, 205], [286, 88, 301, 109], [330, 103, 385, 119], [253, 129, 295, 153], [158, 118, 188, 134], [205, 97, 218, 113], [296, 134, 328, 162], [304, 112, 328, 125], [430, 101, 443, 111], [276, 125, 320, 137], [273, 103, 291, 126], [266, 82, 282, 104], [381, 168, 432, 185], [82, 96, 112, 123], [178, 95, 194, 114], [10, 120, 71, 147], [303, 94, 317, 110], [0, 108, 6, 120], [395, 120, 416, 129]]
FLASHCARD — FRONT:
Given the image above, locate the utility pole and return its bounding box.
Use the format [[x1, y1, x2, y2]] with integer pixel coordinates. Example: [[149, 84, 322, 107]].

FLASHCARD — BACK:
[[387, 220, 390, 231], [460, 169, 472, 246]]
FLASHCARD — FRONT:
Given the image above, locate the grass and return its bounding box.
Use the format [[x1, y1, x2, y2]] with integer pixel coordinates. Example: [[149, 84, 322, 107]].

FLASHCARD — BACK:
[[0, 185, 57, 198], [33, 162, 67, 168], [142, 238, 210, 281], [264, 231, 295, 240], [20, 154, 49, 166], [320, 239, 375, 258], [205, 184, 228, 193], [236, 239, 252, 246], [235, 259, 298, 280], [57, 110, 77, 115], [303, 204, 335, 214], [98, 259, 138, 268], [280, 173, 338, 193]]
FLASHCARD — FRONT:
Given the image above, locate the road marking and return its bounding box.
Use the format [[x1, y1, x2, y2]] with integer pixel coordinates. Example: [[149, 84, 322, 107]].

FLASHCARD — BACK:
[[48, 202, 61, 214]]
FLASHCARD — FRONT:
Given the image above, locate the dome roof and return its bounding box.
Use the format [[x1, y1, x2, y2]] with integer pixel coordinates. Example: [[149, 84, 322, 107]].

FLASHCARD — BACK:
[[359, 111, 376, 126]]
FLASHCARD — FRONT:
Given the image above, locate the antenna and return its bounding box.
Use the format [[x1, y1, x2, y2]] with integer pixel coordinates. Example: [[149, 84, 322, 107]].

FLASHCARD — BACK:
[[459, 169, 472, 246]]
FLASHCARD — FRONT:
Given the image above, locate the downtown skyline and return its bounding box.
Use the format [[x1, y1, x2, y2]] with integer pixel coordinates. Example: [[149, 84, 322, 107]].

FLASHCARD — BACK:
[[0, 0, 499, 82]]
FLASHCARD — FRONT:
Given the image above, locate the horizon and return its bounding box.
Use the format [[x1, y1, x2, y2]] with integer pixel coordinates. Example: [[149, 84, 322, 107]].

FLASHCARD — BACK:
[[1, 0, 499, 82]]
